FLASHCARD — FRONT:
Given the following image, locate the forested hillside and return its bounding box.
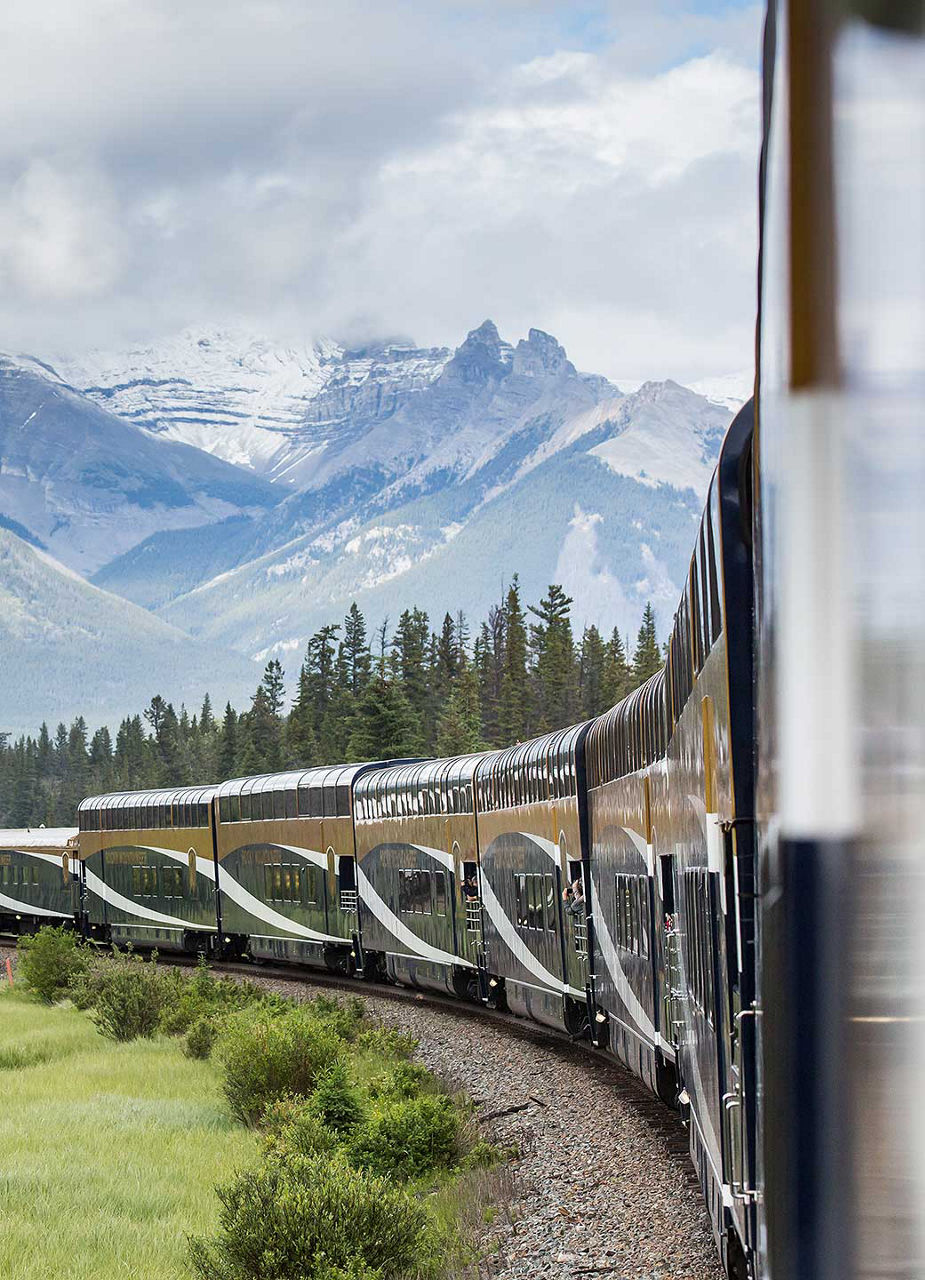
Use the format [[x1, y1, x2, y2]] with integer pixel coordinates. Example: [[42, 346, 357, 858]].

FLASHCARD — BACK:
[[0, 581, 662, 827]]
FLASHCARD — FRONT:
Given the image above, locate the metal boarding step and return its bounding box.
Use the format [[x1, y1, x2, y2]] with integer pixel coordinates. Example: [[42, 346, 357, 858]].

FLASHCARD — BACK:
[[339, 888, 358, 914]]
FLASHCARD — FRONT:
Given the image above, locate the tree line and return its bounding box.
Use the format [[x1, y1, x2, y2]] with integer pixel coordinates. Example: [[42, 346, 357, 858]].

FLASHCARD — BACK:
[[0, 579, 663, 828]]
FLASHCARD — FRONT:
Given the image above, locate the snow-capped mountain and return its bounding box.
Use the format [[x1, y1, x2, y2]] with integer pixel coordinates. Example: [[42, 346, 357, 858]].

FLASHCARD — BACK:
[[0, 353, 278, 574], [1, 319, 745, 706], [58, 327, 454, 480]]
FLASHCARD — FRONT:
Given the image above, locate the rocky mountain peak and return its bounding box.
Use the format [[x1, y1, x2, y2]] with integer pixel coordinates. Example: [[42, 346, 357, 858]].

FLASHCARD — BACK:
[[512, 328, 574, 379], [441, 320, 514, 387]]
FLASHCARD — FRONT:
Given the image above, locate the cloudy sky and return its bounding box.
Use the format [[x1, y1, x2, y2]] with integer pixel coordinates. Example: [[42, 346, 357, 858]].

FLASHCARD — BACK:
[[0, 0, 763, 386]]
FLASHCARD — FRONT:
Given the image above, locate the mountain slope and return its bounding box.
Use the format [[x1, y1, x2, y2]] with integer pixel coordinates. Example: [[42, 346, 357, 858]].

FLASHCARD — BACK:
[[0, 528, 260, 734], [0, 354, 279, 574], [158, 380, 730, 658]]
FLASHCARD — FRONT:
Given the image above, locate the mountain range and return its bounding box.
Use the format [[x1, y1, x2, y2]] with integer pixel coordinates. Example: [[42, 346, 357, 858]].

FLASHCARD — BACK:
[[0, 320, 745, 733]]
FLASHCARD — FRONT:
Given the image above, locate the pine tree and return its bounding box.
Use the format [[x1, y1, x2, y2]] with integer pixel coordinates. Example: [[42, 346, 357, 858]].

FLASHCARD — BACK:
[[286, 663, 317, 768], [632, 602, 662, 687], [475, 607, 505, 746], [341, 603, 372, 696], [391, 609, 431, 729], [435, 661, 483, 757], [218, 703, 239, 779], [529, 584, 579, 732], [199, 693, 216, 736], [603, 627, 634, 706], [578, 625, 609, 719], [346, 676, 423, 761], [498, 576, 530, 743]]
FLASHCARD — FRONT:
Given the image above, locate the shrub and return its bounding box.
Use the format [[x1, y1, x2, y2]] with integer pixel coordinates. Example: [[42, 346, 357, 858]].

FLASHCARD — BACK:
[[369, 1060, 431, 1101], [309, 994, 368, 1043], [184, 1017, 218, 1060], [188, 1151, 434, 1280], [216, 1008, 342, 1125], [354, 1027, 417, 1060], [261, 1096, 339, 1160], [91, 952, 165, 1041], [308, 1062, 366, 1135], [159, 959, 261, 1037], [348, 1094, 461, 1180], [16, 927, 87, 1003]]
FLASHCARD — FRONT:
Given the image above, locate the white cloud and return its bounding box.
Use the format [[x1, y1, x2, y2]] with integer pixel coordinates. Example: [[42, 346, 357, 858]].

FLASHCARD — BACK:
[[0, 1, 762, 384]]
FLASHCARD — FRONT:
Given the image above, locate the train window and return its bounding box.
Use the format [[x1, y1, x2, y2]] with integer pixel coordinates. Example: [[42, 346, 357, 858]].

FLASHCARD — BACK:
[[690, 560, 704, 674], [131, 865, 158, 898], [637, 879, 649, 958], [514, 874, 526, 928], [319, 785, 334, 819], [434, 870, 447, 917], [161, 866, 184, 899], [708, 484, 723, 643], [399, 868, 432, 915], [270, 791, 283, 821], [220, 798, 231, 824], [545, 873, 557, 931], [283, 790, 296, 820]]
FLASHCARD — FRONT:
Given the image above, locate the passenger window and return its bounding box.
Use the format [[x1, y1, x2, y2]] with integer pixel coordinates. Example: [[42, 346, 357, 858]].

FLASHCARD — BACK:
[[434, 871, 447, 917]]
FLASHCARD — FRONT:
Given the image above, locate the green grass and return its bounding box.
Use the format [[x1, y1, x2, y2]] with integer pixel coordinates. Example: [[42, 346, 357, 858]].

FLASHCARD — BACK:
[[0, 988, 258, 1280]]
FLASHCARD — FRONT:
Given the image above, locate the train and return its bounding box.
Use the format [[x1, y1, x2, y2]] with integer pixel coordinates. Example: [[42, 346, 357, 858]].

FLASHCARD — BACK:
[[3, 2, 923, 1277]]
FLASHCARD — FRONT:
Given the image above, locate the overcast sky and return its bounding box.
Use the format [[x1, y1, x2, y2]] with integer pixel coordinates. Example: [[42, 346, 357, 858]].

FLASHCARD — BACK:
[[0, 0, 763, 386]]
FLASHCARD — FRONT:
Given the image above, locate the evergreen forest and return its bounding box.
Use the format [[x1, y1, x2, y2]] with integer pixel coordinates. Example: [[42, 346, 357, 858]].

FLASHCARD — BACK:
[[0, 580, 664, 828]]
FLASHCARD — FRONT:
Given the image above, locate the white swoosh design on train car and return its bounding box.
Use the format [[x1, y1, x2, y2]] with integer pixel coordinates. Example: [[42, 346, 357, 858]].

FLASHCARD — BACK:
[[0, 892, 69, 918], [83, 866, 195, 928], [356, 865, 472, 968], [263, 843, 329, 870], [589, 879, 657, 1046], [478, 876, 576, 997], [621, 827, 655, 876], [142, 846, 343, 944]]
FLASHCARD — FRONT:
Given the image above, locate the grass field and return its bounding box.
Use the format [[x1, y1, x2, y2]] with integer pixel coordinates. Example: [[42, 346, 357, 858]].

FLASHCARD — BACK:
[[0, 987, 258, 1280]]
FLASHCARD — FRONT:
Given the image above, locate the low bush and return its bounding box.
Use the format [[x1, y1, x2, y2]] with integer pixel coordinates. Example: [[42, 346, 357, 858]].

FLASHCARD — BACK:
[[90, 951, 166, 1041], [16, 927, 87, 1003], [348, 1093, 461, 1180], [261, 1096, 339, 1160], [308, 994, 369, 1043], [184, 1017, 218, 1060], [354, 1026, 417, 1060], [369, 1059, 431, 1101], [159, 959, 261, 1037], [308, 1061, 366, 1135], [188, 1151, 435, 1280], [216, 1007, 343, 1125]]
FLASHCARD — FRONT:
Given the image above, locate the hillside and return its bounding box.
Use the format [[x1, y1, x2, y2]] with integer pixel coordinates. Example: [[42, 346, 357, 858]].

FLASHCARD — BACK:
[[0, 529, 260, 734], [0, 354, 278, 575]]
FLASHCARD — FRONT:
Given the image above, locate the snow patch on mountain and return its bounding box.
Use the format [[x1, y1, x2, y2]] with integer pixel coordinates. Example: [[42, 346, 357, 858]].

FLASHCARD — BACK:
[[688, 369, 752, 412], [591, 380, 727, 497]]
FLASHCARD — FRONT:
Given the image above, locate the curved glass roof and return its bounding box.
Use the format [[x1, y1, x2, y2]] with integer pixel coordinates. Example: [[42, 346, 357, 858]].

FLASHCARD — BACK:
[[475, 721, 589, 779], [353, 752, 485, 798], [216, 762, 382, 800], [79, 784, 218, 812]]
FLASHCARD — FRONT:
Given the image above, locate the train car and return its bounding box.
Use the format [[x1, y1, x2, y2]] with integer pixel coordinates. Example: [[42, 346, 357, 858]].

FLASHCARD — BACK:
[[352, 755, 485, 999], [473, 724, 593, 1034], [661, 405, 756, 1278], [214, 765, 380, 970], [0, 828, 78, 933], [76, 787, 219, 951], [584, 671, 673, 1102]]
